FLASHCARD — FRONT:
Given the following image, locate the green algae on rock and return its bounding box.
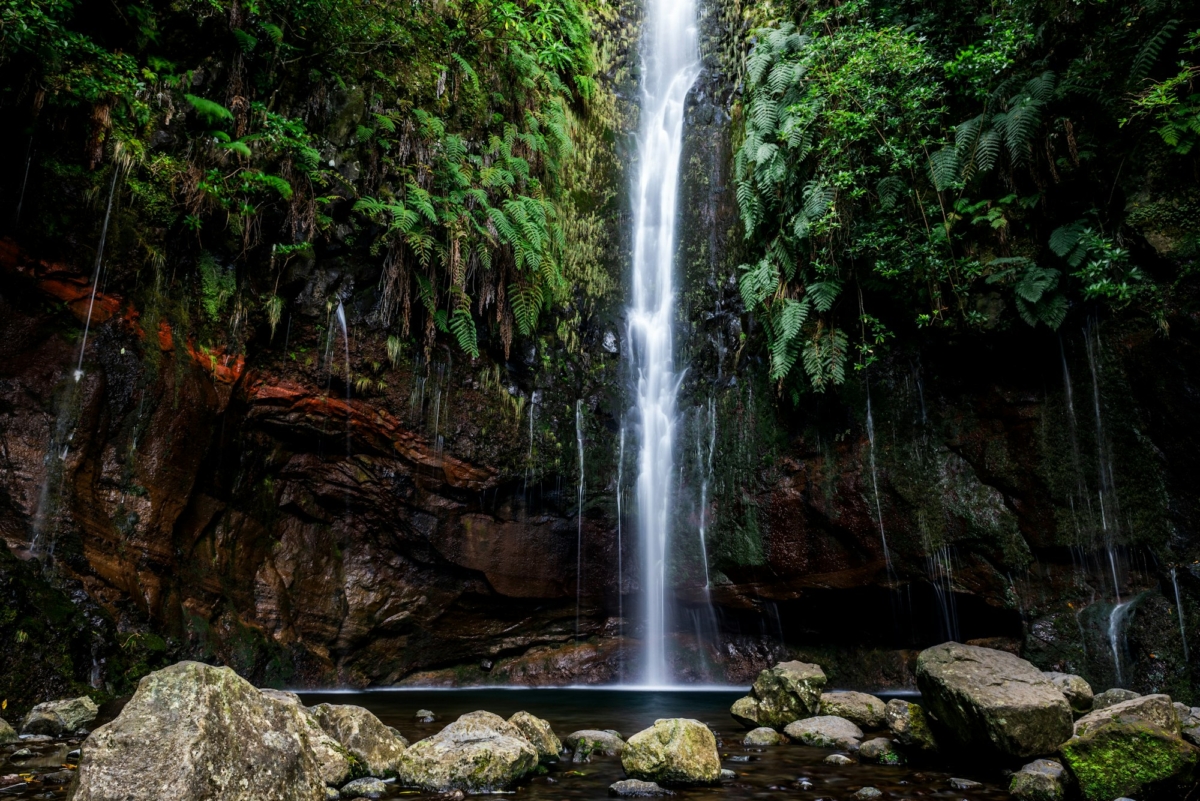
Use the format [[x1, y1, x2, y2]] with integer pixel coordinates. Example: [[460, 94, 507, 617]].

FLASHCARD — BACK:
[[884, 699, 938, 752], [397, 711, 538, 792], [730, 661, 826, 729], [508, 711, 562, 760], [1060, 717, 1199, 800], [621, 719, 721, 785]]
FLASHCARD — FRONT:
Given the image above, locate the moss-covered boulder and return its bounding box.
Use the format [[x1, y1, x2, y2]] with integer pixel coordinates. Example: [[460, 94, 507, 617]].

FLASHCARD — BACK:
[[729, 661, 826, 730], [916, 643, 1073, 758], [308, 703, 407, 777], [1042, 673, 1093, 717], [782, 716, 863, 749], [0, 718, 16, 745], [884, 699, 937, 752], [72, 661, 329, 801], [1059, 717, 1198, 800], [397, 711, 537, 792], [858, 737, 903, 765], [819, 691, 886, 729], [621, 719, 721, 785], [565, 729, 626, 761], [742, 727, 782, 746], [1009, 758, 1068, 801], [508, 711, 561, 759], [22, 696, 99, 735]]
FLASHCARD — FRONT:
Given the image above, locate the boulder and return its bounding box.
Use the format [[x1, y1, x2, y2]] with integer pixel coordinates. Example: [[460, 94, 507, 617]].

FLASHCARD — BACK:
[[1091, 688, 1139, 710], [0, 718, 16, 745], [819, 691, 886, 729], [858, 737, 903, 765], [415, 710, 436, 723], [884, 699, 937, 752], [621, 719, 721, 785], [1175, 703, 1200, 729], [731, 662, 826, 730], [1186, 726, 1200, 748], [1060, 717, 1198, 801], [1073, 694, 1179, 738], [1042, 673, 1093, 716], [260, 688, 304, 707], [742, 727, 782, 746], [853, 788, 882, 800], [915, 642, 1073, 758], [507, 711, 561, 759], [1009, 758, 1069, 801], [565, 729, 625, 761], [782, 716, 862, 749], [338, 777, 388, 799], [397, 710, 537, 792], [823, 753, 854, 765], [309, 703, 407, 777], [71, 661, 328, 801], [608, 779, 672, 796], [22, 696, 99, 735]]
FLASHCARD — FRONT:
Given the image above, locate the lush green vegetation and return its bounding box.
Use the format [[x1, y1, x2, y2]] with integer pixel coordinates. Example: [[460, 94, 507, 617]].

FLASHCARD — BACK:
[[1, 0, 598, 358], [733, 0, 1200, 399]]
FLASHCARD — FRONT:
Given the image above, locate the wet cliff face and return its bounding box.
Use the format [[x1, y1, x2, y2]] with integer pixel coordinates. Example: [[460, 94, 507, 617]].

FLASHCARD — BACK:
[[1, 0, 1199, 713]]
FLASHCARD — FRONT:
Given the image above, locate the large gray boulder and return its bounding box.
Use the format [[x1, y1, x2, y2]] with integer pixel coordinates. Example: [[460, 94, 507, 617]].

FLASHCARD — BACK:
[[22, 696, 99, 736], [1073, 693, 1179, 738], [507, 711, 561, 759], [1091, 688, 1139, 710], [1009, 758, 1069, 801], [565, 729, 626, 761], [1042, 672, 1093, 716], [782, 716, 862, 749], [819, 691, 886, 729], [915, 642, 1073, 758], [621, 719, 720, 785], [308, 703, 407, 777], [729, 661, 826, 730], [72, 661, 328, 801], [397, 711, 537, 792], [884, 699, 937, 752]]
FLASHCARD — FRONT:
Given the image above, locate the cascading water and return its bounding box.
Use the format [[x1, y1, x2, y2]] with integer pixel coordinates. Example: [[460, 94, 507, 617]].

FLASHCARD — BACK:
[[1172, 567, 1189, 663], [1108, 597, 1135, 686], [75, 168, 120, 382], [575, 399, 585, 641], [627, 0, 699, 686], [865, 389, 893, 574]]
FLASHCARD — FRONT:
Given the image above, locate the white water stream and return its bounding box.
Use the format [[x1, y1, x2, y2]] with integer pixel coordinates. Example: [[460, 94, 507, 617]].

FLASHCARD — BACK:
[[628, 0, 699, 686]]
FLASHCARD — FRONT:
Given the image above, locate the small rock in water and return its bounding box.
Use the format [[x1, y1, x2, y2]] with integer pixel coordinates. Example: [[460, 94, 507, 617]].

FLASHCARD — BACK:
[[42, 770, 74, 786], [1091, 688, 1140, 710], [609, 779, 673, 796], [67, 749, 81, 759], [19, 734, 53, 742], [853, 788, 883, 800], [719, 769, 736, 781], [339, 777, 388, 799], [783, 716, 863, 750], [726, 754, 751, 762], [796, 778, 814, 790], [949, 777, 983, 790], [858, 737, 903, 765], [1009, 758, 1068, 801], [415, 709, 437, 723], [823, 753, 854, 765], [10, 748, 32, 758], [742, 727, 782, 746]]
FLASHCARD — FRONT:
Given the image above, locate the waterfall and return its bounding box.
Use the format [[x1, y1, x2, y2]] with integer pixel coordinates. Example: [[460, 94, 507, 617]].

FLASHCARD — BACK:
[[1172, 567, 1190, 663], [865, 389, 893, 574], [75, 168, 120, 382], [627, 0, 699, 687], [616, 425, 625, 642], [1108, 597, 1135, 686], [1084, 325, 1122, 597], [575, 399, 585, 641], [697, 398, 715, 589]]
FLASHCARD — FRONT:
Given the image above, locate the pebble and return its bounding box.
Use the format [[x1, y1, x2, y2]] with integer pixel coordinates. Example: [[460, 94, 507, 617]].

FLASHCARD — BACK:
[[608, 779, 673, 796], [719, 769, 736, 781], [796, 778, 814, 791], [339, 776, 388, 799], [854, 788, 882, 800], [823, 753, 854, 765], [949, 777, 982, 790]]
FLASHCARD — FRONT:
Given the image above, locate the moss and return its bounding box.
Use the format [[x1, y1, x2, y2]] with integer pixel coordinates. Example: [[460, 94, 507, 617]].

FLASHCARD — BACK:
[[1059, 718, 1198, 801]]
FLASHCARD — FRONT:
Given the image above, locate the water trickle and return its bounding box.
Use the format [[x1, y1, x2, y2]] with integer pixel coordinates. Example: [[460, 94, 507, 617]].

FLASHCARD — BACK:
[[1108, 597, 1135, 686], [865, 388, 893, 575], [75, 169, 120, 382], [335, 302, 352, 462], [696, 398, 715, 589], [1084, 325, 1122, 595], [524, 402, 535, 502], [1171, 567, 1189, 663], [575, 399, 585, 641], [627, 0, 699, 686], [616, 424, 626, 657], [13, 138, 33, 232]]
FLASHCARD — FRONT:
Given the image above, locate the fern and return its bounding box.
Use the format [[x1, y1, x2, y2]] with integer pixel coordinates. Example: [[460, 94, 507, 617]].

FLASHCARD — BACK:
[[1049, 221, 1089, 267], [806, 279, 841, 312], [184, 94, 233, 125], [1130, 19, 1180, 85], [449, 307, 479, 358]]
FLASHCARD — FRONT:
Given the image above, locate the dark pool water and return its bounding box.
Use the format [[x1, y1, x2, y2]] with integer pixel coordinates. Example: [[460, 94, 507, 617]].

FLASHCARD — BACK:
[[0, 689, 1015, 799]]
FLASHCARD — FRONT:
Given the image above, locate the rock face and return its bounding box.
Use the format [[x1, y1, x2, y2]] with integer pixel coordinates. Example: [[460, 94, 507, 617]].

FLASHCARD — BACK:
[[72, 661, 327, 801], [742, 727, 782, 746], [565, 730, 626, 761], [507, 711, 561, 759], [1060, 717, 1198, 800], [730, 662, 826, 729], [22, 696, 99, 735], [308, 703, 407, 776], [1043, 673, 1093, 716], [916, 643, 1073, 758], [884, 699, 937, 751], [782, 716, 863, 749], [397, 711, 537, 792], [819, 691, 886, 729], [621, 719, 721, 785], [1073, 694, 1179, 738], [1009, 758, 1069, 801], [1091, 688, 1140, 710]]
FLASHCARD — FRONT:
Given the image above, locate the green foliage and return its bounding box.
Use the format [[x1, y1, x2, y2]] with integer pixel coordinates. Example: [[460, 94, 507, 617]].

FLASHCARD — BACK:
[[198, 253, 236, 321]]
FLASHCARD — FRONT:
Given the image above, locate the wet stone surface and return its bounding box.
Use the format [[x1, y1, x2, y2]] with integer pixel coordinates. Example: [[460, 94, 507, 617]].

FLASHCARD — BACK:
[[2, 689, 1015, 799]]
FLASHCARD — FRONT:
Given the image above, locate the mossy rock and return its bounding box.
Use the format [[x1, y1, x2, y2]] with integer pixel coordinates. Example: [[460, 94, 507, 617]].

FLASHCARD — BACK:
[[1059, 717, 1199, 801], [621, 719, 720, 785]]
